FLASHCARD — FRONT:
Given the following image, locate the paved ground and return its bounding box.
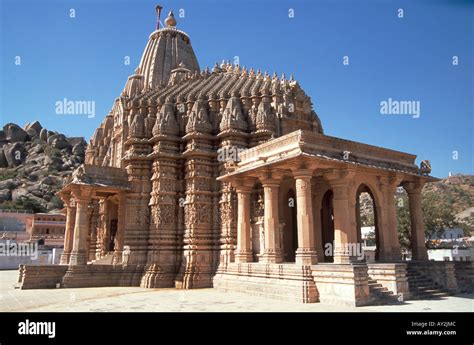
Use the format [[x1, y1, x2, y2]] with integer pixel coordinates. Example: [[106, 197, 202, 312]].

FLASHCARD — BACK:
[[1, 270, 473, 312]]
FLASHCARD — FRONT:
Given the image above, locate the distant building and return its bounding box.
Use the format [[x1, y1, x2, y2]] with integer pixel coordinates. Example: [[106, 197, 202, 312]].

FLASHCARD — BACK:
[[0, 209, 65, 269], [0, 209, 33, 242], [429, 227, 464, 241], [427, 227, 471, 262], [30, 213, 66, 246], [361, 226, 376, 262], [0, 209, 65, 246], [428, 248, 472, 262]]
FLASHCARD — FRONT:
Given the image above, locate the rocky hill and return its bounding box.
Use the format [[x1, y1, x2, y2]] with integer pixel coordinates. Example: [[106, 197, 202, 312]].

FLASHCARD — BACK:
[[0, 121, 86, 212], [423, 174, 474, 216]]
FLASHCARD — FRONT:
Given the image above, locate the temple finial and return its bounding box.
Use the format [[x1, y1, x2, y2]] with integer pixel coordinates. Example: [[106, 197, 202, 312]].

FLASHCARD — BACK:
[[165, 10, 177, 27], [155, 5, 163, 30]]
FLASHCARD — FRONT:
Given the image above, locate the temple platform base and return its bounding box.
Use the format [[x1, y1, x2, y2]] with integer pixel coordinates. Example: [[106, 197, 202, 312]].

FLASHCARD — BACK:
[[213, 263, 318, 303]]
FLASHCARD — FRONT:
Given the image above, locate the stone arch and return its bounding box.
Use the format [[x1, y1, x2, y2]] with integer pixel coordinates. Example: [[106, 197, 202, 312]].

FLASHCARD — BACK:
[[355, 183, 381, 262]]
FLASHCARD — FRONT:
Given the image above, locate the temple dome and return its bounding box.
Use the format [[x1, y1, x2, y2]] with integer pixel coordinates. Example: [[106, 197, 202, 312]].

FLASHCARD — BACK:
[[136, 9, 200, 89]]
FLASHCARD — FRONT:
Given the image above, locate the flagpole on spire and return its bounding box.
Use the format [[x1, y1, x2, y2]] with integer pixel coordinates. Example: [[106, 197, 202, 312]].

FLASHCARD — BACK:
[[156, 5, 163, 30]]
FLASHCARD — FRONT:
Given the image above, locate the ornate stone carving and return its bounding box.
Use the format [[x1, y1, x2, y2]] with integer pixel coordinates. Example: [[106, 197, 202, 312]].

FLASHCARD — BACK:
[[186, 98, 212, 134], [219, 93, 247, 132], [71, 164, 88, 184], [153, 103, 178, 136], [130, 113, 145, 138], [420, 160, 431, 175], [256, 96, 276, 132]]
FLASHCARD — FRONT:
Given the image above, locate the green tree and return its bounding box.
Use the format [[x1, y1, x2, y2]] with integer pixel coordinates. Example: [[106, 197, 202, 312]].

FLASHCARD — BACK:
[[422, 190, 458, 240], [396, 190, 460, 249]]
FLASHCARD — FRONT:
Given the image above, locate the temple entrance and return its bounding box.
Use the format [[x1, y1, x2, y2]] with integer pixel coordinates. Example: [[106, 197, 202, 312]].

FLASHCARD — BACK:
[[282, 189, 298, 262], [109, 219, 118, 251], [355, 184, 380, 262], [321, 190, 334, 262]]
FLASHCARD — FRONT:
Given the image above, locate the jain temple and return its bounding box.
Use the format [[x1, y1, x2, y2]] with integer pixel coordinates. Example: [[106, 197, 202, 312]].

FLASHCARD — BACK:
[[17, 7, 465, 306]]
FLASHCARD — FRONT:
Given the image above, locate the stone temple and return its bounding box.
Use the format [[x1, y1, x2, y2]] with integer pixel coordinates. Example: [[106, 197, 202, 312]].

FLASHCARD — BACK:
[[17, 7, 465, 306]]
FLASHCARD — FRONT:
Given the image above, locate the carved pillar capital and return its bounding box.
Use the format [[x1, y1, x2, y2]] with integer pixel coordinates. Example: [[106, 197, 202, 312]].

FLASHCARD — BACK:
[[70, 186, 94, 203], [232, 177, 256, 192], [291, 167, 314, 179], [377, 175, 402, 194], [58, 191, 74, 208], [258, 168, 285, 185], [403, 180, 424, 195]]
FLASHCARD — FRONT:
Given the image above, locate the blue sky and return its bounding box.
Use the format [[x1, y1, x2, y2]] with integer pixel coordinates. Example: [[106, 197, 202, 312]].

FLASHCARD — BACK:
[[0, 0, 472, 177]]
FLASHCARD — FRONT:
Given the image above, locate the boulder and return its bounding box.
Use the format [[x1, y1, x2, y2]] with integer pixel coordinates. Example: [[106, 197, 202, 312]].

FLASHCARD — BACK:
[[0, 147, 8, 167], [32, 143, 44, 154], [4, 142, 27, 167], [0, 179, 15, 190], [3, 123, 29, 143], [67, 137, 86, 147], [0, 189, 11, 202], [26, 127, 39, 138], [24, 121, 43, 133], [41, 176, 55, 185], [72, 143, 85, 156], [11, 187, 28, 201], [39, 128, 48, 141], [47, 134, 70, 150]]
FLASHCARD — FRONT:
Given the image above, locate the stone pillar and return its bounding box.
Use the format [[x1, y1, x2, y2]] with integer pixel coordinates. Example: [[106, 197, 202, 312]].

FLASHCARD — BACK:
[[379, 177, 401, 262], [69, 187, 92, 265], [261, 177, 283, 263], [85, 203, 94, 262], [328, 171, 358, 264], [112, 191, 126, 264], [87, 200, 99, 262], [405, 181, 428, 261], [59, 193, 76, 265], [293, 169, 318, 265], [97, 198, 110, 259], [235, 185, 253, 263]]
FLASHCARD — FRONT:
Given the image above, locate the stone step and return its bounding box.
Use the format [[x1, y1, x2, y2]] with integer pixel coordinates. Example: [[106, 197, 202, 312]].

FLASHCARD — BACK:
[[407, 277, 430, 281], [410, 284, 441, 290], [369, 285, 391, 293], [411, 292, 450, 299], [407, 267, 452, 300], [91, 253, 114, 265]]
